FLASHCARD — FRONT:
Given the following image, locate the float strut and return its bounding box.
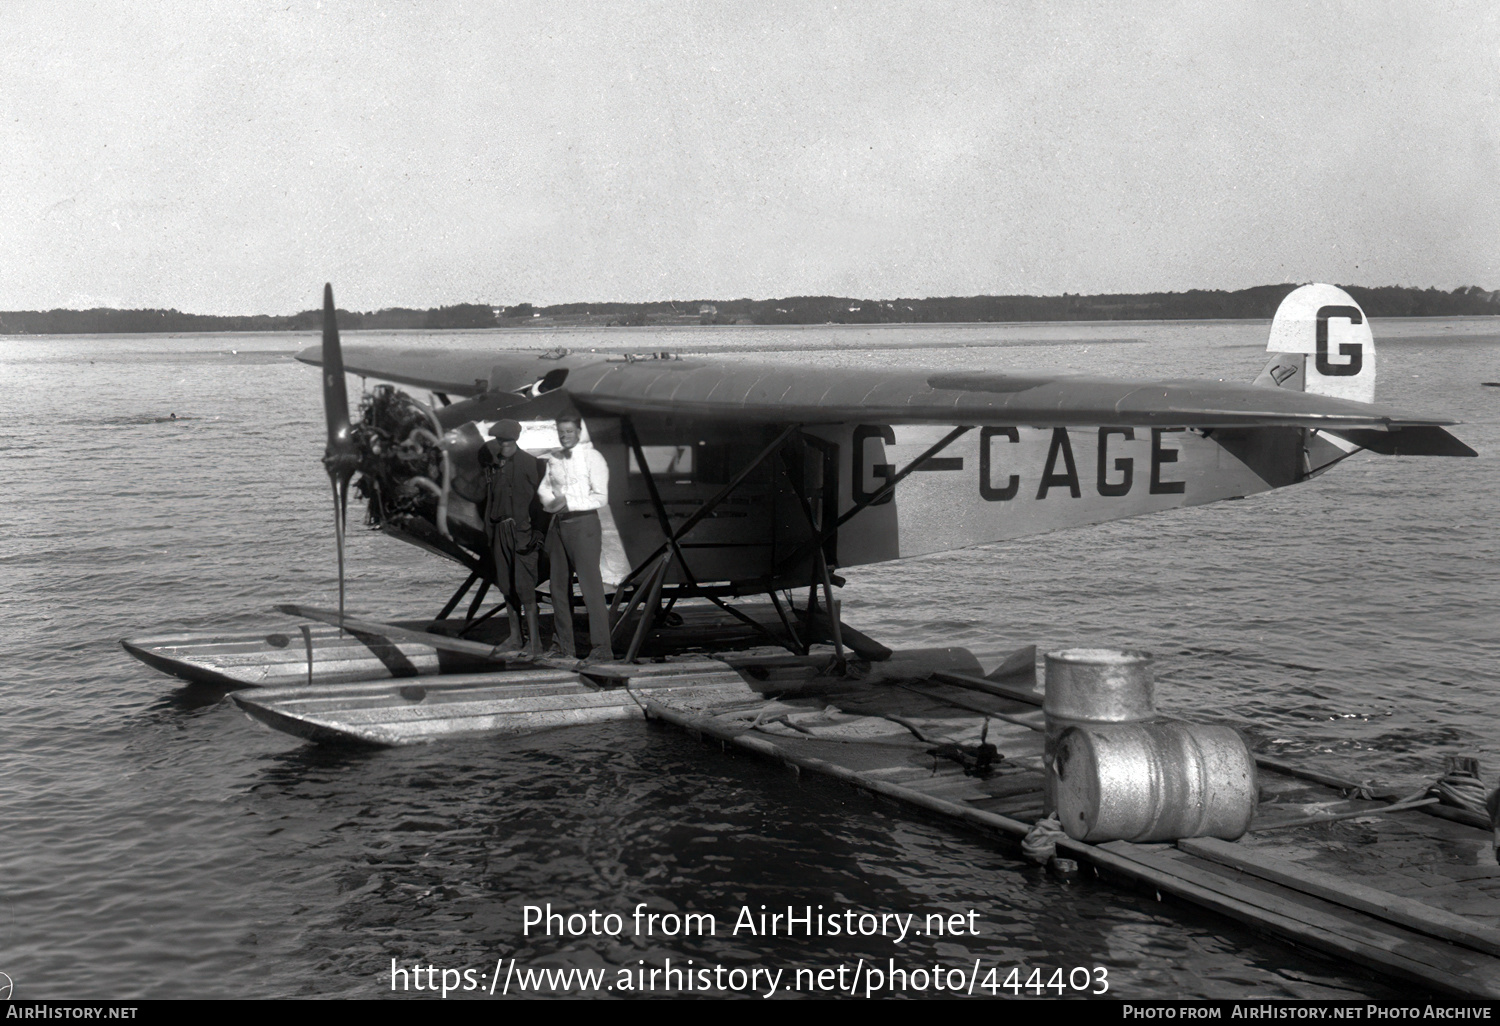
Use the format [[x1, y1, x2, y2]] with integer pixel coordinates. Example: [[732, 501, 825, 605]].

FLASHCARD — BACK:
[[612, 551, 670, 644], [622, 554, 670, 663], [458, 598, 508, 637], [436, 571, 479, 621], [613, 422, 800, 598], [767, 588, 806, 655], [464, 579, 492, 622], [615, 420, 808, 658], [814, 550, 846, 667]]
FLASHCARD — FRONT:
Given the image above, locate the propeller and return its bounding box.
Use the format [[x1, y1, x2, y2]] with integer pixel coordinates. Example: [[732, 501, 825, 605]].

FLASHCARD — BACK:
[[320, 284, 361, 628]]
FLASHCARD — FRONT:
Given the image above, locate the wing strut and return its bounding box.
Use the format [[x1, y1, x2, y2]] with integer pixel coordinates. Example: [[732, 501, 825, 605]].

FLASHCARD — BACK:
[[773, 425, 973, 579], [608, 422, 802, 604], [611, 420, 802, 661]]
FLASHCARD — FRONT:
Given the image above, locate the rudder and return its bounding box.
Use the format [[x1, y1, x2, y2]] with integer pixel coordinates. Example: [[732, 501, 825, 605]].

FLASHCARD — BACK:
[[1254, 283, 1375, 404]]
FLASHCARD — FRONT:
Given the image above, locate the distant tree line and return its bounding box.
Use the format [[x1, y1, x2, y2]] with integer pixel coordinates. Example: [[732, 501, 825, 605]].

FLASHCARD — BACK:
[[664, 285, 1500, 324], [0, 302, 500, 334], [2, 285, 1496, 334]]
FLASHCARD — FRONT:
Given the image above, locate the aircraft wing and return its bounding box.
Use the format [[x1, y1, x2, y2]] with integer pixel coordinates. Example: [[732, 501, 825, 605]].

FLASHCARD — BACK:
[[300, 344, 503, 396], [299, 345, 1467, 438], [563, 360, 1464, 433]]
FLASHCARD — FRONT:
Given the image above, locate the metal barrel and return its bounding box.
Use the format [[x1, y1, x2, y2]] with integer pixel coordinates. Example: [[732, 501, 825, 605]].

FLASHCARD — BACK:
[[1042, 648, 1156, 811], [1052, 721, 1258, 843]]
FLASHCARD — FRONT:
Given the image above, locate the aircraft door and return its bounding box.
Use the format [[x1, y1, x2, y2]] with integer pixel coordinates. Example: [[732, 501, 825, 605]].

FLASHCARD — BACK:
[[777, 426, 900, 573]]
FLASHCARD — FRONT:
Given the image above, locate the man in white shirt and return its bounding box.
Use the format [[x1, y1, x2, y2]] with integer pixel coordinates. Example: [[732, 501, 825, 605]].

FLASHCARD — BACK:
[[537, 414, 613, 664]]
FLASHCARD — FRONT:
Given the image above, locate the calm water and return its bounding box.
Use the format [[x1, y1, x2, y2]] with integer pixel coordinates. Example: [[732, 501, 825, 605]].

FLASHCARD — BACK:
[[1, 319, 1497, 999]]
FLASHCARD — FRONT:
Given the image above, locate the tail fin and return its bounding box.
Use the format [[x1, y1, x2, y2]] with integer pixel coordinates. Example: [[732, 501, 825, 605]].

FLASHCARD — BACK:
[[1254, 284, 1375, 404], [1253, 284, 1475, 461]]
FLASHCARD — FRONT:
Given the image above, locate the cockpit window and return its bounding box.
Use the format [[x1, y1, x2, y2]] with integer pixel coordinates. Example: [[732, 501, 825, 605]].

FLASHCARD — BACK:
[[515, 368, 569, 398]]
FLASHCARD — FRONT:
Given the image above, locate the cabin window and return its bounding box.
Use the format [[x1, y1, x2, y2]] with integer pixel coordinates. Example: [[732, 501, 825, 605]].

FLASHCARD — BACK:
[[626, 440, 774, 487], [629, 445, 695, 481]]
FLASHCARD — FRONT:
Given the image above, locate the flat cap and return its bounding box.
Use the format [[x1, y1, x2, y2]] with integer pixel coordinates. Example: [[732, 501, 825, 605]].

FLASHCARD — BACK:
[[489, 418, 523, 442]]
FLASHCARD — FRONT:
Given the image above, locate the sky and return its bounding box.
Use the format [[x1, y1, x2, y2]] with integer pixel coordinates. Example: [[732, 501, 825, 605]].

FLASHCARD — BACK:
[[2, 1, 1497, 314]]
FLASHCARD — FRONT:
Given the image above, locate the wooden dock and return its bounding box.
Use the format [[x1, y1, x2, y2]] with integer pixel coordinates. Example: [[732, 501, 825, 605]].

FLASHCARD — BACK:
[[227, 645, 1006, 744], [159, 602, 1500, 998], [634, 665, 1500, 1000]]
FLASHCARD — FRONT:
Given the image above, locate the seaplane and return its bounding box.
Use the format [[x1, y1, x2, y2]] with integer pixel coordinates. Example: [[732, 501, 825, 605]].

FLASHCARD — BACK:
[[123, 283, 1475, 746]]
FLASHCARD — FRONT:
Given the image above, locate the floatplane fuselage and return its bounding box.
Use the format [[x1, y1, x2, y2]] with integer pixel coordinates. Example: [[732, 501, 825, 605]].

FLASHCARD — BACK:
[[322, 283, 1470, 604], [121, 284, 1473, 744]]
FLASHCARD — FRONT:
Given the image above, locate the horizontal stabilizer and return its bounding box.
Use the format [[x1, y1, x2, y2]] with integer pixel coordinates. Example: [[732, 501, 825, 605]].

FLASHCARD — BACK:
[[1326, 426, 1478, 457]]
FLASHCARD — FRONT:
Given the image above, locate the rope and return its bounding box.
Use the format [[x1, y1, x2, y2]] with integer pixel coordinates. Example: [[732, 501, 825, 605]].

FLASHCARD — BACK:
[[1021, 813, 1066, 865], [1430, 758, 1490, 817], [1309, 756, 1492, 819]]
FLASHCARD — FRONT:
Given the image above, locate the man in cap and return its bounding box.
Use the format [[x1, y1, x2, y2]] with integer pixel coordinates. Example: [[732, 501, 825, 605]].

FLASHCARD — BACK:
[[537, 413, 613, 666], [480, 418, 543, 659]]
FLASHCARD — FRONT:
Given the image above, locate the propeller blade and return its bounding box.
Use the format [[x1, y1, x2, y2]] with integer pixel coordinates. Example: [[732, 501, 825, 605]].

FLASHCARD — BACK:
[[319, 284, 360, 628], [331, 479, 348, 629], [321, 284, 359, 482]]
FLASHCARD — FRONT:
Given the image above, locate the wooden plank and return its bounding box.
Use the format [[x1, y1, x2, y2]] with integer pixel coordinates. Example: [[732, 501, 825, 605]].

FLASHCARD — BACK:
[[1068, 839, 1500, 1000], [641, 697, 1033, 841], [972, 772, 1047, 800], [1255, 754, 1490, 830], [1100, 841, 1500, 996], [899, 772, 997, 803], [969, 789, 1047, 811], [1180, 837, 1500, 958], [974, 798, 1045, 821], [930, 669, 1043, 707], [1251, 797, 1440, 831], [578, 658, 741, 684], [641, 694, 1500, 1000]]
